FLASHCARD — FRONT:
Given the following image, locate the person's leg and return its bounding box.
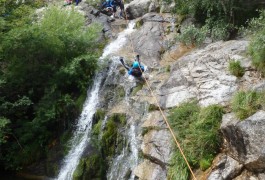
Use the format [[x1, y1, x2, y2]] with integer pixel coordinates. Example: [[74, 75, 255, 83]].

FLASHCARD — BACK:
[[119, 3, 124, 18], [76, 0, 79, 5], [112, 6, 117, 17]]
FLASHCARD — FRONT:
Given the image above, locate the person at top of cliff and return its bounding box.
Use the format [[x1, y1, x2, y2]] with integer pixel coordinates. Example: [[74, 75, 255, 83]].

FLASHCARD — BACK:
[[101, 0, 114, 10], [75, 0, 80, 6], [112, 0, 124, 18], [120, 55, 145, 77]]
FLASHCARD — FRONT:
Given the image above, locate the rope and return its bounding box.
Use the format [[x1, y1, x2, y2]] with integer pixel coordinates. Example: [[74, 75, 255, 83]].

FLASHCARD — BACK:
[[121, 3, 197, 180]]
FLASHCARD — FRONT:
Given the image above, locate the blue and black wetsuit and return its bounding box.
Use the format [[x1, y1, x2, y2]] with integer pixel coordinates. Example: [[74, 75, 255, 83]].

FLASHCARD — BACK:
[[128, 61, 145, 77], [101, 0, 113, 9]]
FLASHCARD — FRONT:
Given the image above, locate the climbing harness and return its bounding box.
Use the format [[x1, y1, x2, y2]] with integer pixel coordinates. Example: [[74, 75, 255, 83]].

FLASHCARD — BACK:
[[122, 2, 198, 180]]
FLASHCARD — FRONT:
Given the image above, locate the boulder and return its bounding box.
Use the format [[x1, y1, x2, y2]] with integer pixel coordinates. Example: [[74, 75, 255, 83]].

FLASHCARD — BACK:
[[125, 0, 154, 19], [141, 111, 172, 165], [129, 17, 165, 66], [141, 129, 172, 165], [221, 111, 265, 172], [159, 40, 250, 108], [134, 160, 167, 180], [233, 170, 259, 180], [207, 155, 243, 180]]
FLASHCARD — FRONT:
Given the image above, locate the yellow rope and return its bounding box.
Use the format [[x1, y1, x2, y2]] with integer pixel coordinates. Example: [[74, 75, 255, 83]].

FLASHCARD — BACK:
[[121, 3, 197, 180]]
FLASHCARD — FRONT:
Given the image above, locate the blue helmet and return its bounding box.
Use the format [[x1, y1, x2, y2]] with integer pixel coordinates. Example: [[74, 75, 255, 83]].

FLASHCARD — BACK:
[[132, 61, 139, 68]]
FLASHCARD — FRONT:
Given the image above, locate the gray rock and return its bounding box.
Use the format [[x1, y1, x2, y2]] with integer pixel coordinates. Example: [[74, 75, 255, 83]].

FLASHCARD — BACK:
[[125, 0, 152, 19], [252, 81, 265, 92], [129, 21, 164, 66], [134, 160, 167, 180], [221, 111, 265, 172], [141, 129, 172, 165], [159, 40, 249, 108], [258, 173, 265, 180], [208, 155, 243, 180], [233, 170, 259, 180], [221, 113, 240, 129], [160, 1, 175, 13], [141, 111, 172, 166]]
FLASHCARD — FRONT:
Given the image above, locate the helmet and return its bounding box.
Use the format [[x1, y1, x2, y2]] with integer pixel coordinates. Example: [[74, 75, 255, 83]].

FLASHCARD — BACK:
[[133, 61, 139, 68]]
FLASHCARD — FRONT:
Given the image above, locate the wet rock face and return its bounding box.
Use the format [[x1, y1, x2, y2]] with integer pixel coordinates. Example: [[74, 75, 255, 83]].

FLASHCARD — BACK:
[[159, 40, 250, 108], [221, 111, 265, 172]]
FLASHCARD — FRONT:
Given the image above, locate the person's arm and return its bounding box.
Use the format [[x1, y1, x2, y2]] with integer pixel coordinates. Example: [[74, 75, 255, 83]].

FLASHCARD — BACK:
[[136, 55, 141, 65]]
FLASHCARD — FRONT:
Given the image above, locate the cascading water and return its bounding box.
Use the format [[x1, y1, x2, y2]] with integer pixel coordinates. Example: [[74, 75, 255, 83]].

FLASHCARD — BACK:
[[107, 79, 142, 180], [107, 120, 140, 180], [57, 21, 135, 180]]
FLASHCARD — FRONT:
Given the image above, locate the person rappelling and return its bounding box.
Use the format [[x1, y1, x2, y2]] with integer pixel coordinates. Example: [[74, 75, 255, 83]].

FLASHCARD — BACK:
[[120, 55, 145, 78]]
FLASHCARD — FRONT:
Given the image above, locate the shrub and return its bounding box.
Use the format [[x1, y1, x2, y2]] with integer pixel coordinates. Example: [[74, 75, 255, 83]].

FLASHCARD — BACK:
[[0, 6, 102, 170], [168, 102, 223, 179], [204, 18, 231, 41], [246, 10, 265, 75], [229, 60, 245, 77], [166, 0, 261, 42], [231, 91, 261, 120], [177, 25, 208, 46]]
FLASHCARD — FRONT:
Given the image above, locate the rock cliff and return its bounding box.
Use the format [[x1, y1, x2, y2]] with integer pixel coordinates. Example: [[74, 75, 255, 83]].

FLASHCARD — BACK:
[[66, 1, 265, 179]]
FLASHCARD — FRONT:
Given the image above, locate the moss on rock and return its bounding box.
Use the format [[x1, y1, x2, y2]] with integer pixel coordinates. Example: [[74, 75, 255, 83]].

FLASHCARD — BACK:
[[131, 84, 143, 96], [92, 109, 105, 127], [73, 154, 104, 180], [74, 113, 127, 179], [148, 104, 160, 112]]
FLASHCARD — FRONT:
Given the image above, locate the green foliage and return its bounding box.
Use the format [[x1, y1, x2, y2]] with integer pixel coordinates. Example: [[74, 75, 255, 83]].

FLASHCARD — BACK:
[[131, 83, 144, 96], [0, 5, 103, 170], [0, 117, 10, 145], [73, 154, 103, 180], [231, 91, 261, 120], [167, 0, 261, 41], [248, 10, 265, 76], [83, 113, 127, 179], [204, 18, 231, 41], [73, 158, 85, 180], [229, 60, 245, 77], [168, 101, 223, 179], [199, 158, 212, 171], [148, 104, 160, 112], [177, 25, 208, 46], [141, 126, 162, 136]]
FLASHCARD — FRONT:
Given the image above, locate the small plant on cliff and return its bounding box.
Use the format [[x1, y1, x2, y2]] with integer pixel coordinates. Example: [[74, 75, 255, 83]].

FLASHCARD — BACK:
[[176, 25, 208, 47], [248, 10, 265, 76], [168, 101, 223, 179], [231, 91, 261, 120], [229, 60, 245, 77]]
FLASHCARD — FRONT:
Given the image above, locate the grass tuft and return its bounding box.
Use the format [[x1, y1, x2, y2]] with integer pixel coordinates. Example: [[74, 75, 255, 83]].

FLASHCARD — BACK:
[[231, 91, 261, 120], [228, 60, 245, 77], [168, 101, 223, 179]]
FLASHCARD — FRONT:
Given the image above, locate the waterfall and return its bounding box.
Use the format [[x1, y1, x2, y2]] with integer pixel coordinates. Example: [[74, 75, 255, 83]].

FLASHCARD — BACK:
[[107, 122, 140, 180], [57, 21, 135, 180], [107, 84, 140, 180]]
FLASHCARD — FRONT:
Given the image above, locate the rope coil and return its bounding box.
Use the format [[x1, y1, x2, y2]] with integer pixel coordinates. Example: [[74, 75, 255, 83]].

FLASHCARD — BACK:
[[122, 3, 197, 180]]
